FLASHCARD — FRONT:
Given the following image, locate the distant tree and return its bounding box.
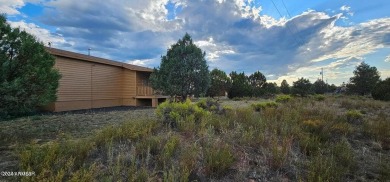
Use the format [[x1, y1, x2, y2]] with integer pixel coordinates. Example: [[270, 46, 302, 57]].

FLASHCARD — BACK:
[[248, 71, 266, 97], [372, 78, 390, 101], [263, 82, 279, 95], [0, 15, 61, 118], [280, 79, 290, 94], [150, 33, 210, 101], [207, 68, 231, 98], [312, 79, 326, 94], [228, 71, 251, 98], [346, 62, 380, 95], [328, 84, 337, 93], [292, 77, 312, 97]]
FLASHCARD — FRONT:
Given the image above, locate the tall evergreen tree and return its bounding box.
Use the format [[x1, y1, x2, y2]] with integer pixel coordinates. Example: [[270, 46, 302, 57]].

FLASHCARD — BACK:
[[228, 71, 251, 98], [263, 82, 279, 95], [150, 33, 210, 101], [372, 78, 390, 101], [280, 79, 290, 94], [292, 77, 312, 97], [207, 68, 231, 98], [0, 15, 61, 117], [346, 62, 380, 95], [248, 71, 266, 97], [313, 79, 326, 94]]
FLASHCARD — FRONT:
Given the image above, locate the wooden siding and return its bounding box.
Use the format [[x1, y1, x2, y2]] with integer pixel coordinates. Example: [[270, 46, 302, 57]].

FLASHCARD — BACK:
[[46, 47, 153, 72], [55, 57, 92, 102], [44, 47, 171, 112], [122, 69, 137, 106], [53, 56, 138, 112], [136, 72, 154, 96]]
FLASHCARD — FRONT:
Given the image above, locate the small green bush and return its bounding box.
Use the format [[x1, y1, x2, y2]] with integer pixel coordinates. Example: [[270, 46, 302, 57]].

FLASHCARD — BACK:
[[275, 94, 292, 103], [251, 101, 278, 111], [313, 94, 326, 101], [196, 98, 224, 114], [232, 97, 242, 101], [161, 135, 180, 165], [156, 99, 209, 128], [204, 143, 235, 177], [345, 110, 363, 124], [307, 152, 342, 182]]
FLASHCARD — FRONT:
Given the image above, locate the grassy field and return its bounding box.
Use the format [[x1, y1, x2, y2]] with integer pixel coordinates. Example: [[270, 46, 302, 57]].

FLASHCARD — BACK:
[[0, 95, 389, 181]]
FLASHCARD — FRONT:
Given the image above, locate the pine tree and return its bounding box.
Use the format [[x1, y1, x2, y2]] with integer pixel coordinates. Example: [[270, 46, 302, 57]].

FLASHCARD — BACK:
[[347, 62, 380, 95], [150, 33, 210, 101], [292, 77, 312, 97], [0, 15, 61, 117], [280, 79, 290, 94], [207, 68, 231, 98]]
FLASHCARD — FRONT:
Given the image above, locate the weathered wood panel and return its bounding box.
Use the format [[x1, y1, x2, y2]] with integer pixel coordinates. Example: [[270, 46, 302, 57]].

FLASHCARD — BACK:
[[50, 55, 156, 111], [54, 56, 135, 111], [55, 57, 92, 102], [91, 64, 122, 101], [122, 69, 137, 105], [136, 72, 153, 96]]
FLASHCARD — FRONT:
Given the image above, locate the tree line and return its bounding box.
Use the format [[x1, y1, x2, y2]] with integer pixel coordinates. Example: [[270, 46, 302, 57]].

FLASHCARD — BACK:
[[150, 33, 389, 101], [206, 69, 338, 98]]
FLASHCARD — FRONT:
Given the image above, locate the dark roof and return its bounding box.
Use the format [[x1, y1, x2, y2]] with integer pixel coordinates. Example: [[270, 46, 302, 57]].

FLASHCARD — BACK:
[[46, 47, 153, 72]]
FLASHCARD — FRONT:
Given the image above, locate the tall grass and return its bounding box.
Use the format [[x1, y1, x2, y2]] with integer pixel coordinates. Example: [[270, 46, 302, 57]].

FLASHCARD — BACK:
[[12, 96, 389, 181]]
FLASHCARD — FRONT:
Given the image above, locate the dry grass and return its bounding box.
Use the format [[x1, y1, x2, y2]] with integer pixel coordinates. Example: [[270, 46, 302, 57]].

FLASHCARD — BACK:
[[0, 95, 389, 181], [0, 108, 155, 172]]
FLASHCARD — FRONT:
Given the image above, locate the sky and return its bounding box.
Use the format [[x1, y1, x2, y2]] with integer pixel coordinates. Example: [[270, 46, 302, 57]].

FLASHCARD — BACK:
[[2, 0, 390, 85]]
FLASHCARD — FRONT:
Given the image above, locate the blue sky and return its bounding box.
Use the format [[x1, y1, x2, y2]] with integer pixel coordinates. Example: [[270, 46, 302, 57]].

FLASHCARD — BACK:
[[2, 0, 390, 85]]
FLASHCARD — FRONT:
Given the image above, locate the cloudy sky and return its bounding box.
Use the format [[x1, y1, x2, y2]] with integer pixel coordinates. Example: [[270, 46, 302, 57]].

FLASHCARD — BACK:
[[2, 0, 390, 85]]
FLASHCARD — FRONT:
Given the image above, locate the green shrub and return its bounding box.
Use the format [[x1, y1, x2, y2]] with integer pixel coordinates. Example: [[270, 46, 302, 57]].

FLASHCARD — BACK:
[[372, 78, 390, 101], [251, 101, 278, 112], [331, 139, 356, 172], [179, 143, 199, 173], [204, 143, 235, 177], [330, 122, 353, 136], [196, 98, 225, 114], [135, 135, 163, 156], [161, 135, 180, 165], [313, 94, 326, 101], [307, 152, 342, 182], [0, 15, 61, 119], [363, 112, 390, 149], [298, 134, 323, 155], [156, 99, 209, 128], [232, 97, 242, 101], [345, 110, 363, 124], [275, 94, 293, 103], [19, 141, 97, 181], [269, 137, 292, 170], [302, 119, 324, 133]]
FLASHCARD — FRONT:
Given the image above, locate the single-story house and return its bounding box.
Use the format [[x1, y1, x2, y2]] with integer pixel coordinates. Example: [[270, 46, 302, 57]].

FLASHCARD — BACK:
[[44, 47, 168, 112]]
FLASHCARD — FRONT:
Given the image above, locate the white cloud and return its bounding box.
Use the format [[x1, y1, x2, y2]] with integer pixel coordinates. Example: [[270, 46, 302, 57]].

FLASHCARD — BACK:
[[44, 0, 183, 32], [8, 0, 387, 85], [8, 20, 66, 46], [195, 37, 236, 61], [340, 5, 350, 11], [309, 18, 390, 64], [385, 55, 390, 62], [0, 0, 45, 15], [340, 5, 353, 17], [127, 58, 159, 67], [0, 0, 24, 15]]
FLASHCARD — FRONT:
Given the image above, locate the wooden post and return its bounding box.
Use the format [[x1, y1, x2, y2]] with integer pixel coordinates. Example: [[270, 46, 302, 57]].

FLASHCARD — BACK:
[[152, 98, 157, 107]]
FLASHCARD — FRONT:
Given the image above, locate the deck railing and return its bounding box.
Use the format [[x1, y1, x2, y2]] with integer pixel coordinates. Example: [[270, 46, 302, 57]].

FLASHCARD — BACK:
[[137, 83, 154, 96]]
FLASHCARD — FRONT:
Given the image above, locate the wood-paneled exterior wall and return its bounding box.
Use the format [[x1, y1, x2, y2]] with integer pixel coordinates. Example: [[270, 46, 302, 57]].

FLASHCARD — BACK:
[[45, 47, 166, 112]]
